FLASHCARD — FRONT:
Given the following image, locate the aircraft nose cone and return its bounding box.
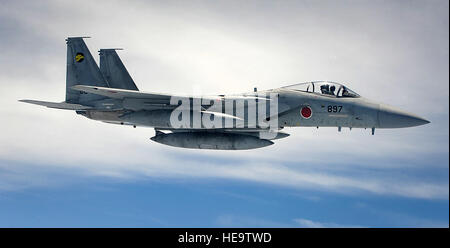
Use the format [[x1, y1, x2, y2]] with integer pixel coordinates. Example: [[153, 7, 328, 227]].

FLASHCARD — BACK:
[[378, 104, 430, 128]]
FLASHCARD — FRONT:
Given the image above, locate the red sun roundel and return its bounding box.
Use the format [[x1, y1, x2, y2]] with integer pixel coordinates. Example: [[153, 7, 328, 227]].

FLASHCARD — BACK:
[[300, 106, 312, 119]]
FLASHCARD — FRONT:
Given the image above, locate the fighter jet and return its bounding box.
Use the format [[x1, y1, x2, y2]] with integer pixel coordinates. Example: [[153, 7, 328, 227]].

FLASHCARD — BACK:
[[20, 37, 430, 150]]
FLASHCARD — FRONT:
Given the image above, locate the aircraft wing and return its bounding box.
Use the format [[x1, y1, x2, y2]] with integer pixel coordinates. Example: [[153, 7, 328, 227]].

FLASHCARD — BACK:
[[72, 85, 177, 101], [71, 85, 273, 102], [19, 100, 93, 110], [71, 85, 293, 118]]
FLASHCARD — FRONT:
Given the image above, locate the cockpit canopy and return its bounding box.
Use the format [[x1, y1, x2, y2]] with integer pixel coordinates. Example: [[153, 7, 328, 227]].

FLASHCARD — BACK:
[[281, 81, 360, 98]]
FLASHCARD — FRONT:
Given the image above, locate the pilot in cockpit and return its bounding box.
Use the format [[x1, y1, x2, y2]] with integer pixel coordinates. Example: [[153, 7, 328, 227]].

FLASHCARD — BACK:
[[341, 86, 352, 97], [329, 85, 336, 95], [320, 84, 329, 94], [320, 84, 335, 96]]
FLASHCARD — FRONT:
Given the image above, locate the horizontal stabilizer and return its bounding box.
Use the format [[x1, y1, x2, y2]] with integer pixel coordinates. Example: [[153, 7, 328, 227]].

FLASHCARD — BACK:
[[19, 100, 92, 110]]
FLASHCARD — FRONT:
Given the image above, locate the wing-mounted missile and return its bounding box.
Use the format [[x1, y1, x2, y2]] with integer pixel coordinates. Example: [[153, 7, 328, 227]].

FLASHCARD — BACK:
[[119, 109, 244, 129], [150, 131, 274, 150], [120, 110, 173, 128]]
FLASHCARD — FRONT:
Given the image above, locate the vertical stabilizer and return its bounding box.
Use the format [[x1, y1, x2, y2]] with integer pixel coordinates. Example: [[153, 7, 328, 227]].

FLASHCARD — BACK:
[[66, 37, 110, 104], [99, 49, 139, 91]]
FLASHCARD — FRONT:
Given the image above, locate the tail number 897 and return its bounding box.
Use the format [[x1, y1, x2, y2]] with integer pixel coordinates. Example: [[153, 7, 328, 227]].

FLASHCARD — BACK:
[[327, 105, 342, 113]]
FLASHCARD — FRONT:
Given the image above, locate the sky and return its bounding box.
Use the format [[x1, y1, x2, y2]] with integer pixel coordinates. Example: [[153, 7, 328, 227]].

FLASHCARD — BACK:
[[0, 0, 448, 227]]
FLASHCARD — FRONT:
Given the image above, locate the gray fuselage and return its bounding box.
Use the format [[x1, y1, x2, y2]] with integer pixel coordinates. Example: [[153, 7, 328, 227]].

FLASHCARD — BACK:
[[77, 87, 429, 131]]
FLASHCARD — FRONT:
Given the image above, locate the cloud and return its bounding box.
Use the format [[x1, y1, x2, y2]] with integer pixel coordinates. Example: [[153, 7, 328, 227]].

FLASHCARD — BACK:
[[294, 218, 364, 228], [215, 214, 289, 228], [215, 215, 364, 228], [352, 201, 449, 228]]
